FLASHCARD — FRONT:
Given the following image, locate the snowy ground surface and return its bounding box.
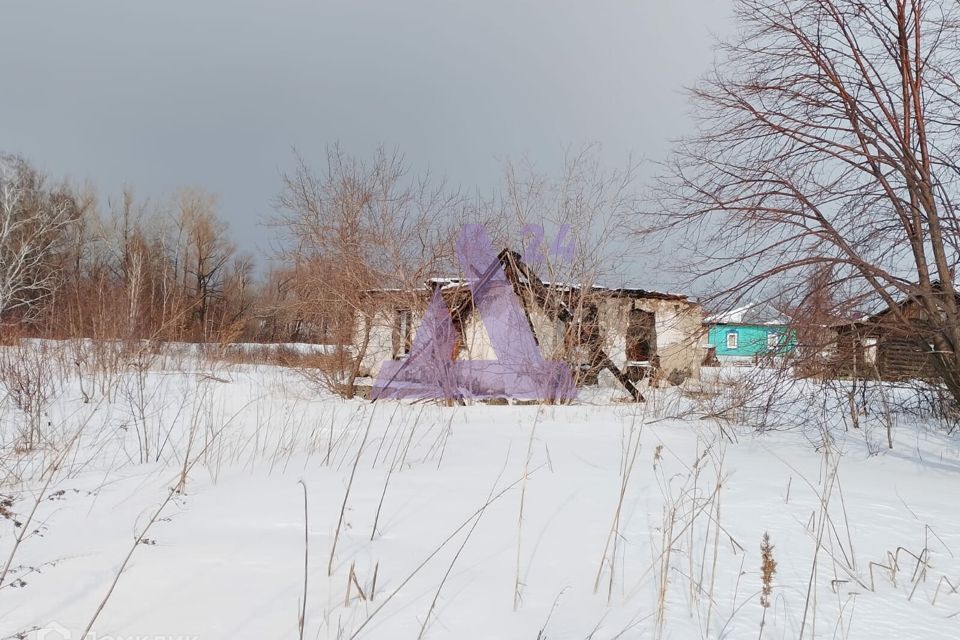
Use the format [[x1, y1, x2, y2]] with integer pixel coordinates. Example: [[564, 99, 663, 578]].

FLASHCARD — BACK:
[[1, 342, 960, 639]]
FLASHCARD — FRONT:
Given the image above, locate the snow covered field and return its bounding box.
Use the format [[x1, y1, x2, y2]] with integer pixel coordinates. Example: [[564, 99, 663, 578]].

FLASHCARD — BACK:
[[1, 342, 960, 639]]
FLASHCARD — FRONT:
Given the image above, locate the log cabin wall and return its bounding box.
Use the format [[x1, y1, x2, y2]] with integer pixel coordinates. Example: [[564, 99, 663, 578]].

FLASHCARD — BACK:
[[830, 301, 939, 382]]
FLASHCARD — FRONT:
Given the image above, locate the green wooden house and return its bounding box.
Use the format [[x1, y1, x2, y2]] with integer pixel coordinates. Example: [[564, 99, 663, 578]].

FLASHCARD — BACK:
[[705, 302, 796, 363]]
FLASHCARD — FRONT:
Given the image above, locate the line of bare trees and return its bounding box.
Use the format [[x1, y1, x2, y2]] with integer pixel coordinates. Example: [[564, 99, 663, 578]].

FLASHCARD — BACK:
[[0, 146, 471, 364], [1, 144, 633, 381], [0, 153, 260, 343]]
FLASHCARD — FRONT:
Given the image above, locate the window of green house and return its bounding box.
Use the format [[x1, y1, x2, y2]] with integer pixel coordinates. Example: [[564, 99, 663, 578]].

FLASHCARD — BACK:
[[767, 332, 779, 350], [726, 330, 738, 349]]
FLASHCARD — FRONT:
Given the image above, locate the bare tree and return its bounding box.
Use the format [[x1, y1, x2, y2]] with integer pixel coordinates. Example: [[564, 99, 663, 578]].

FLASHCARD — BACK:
[[655, 0, 960, 401], [493, 148, 650, 391], [274, 147, 457, 397], [174, 188, 235, 341], [0, 155, 77, 321]]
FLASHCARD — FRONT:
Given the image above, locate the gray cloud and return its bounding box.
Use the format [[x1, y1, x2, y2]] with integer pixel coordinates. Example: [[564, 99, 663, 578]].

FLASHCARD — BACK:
[[0, 0, 731, 270]]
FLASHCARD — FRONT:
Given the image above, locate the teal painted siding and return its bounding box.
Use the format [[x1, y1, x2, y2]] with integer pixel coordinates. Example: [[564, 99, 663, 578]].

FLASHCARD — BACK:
[[708, 324, 796, 358]]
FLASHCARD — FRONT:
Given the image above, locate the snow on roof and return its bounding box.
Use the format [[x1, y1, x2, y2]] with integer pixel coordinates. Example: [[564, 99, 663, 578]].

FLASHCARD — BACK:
[[425, 276, 688, 300], [706, 301, 789, 325]]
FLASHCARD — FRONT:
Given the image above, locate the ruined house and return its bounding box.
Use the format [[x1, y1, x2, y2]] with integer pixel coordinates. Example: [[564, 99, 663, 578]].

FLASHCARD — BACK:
[[355, 250, 706, 399]]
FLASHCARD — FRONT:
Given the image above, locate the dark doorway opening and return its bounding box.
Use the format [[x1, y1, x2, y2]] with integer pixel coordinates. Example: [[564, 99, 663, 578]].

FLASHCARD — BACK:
[[626, 309, 657, 381], [626, 309, 656, 361]]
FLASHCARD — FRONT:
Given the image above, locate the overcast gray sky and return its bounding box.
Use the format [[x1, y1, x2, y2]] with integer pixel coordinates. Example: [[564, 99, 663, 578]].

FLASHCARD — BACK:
[[0, 0, 731, 267]]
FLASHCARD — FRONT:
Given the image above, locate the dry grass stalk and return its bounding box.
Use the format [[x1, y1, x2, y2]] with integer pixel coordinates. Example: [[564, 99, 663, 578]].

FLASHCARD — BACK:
[[329, 407, 377, 576], [758, 532, 777, 639], [298, 479, 309, 640], [594, 407, 646, 599], [81, 487, 178, 638], [514, 407, 543, 610], [0, 419, 87, 588], [349, 470, 533, 640]]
